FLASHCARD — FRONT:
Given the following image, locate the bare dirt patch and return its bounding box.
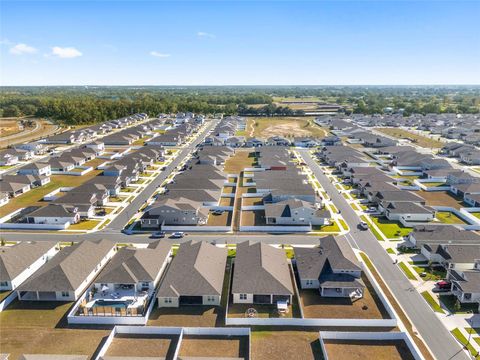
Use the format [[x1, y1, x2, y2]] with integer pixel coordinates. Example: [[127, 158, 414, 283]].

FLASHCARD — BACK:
[[323, 339, 416, 360], [0, 119, 21, 137], [418, 190, 464, 209], [106, 333, 179, 358], [179, 335, 249, 359], [247, 117, 328, 140]]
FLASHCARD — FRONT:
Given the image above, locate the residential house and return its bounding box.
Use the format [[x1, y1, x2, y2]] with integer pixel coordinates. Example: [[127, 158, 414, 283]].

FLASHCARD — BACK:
[[408, 225, 480, 247], [17, 162, 51, 177], [25, 204, 80, 226], [264, 199, 330, 226], [53, 193, 97, 218], [295, 236, 364, 298], [157, 240, 227, 307], [384, 202, 436, 222], [16, 240, 116, 301], [0, 241, 59, 291], [232, 242, 294, 305]]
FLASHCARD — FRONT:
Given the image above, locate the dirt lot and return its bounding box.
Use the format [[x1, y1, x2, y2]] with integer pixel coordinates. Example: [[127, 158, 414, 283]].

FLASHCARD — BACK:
[[206, 210, 232, 226], [148, 305, 224, 327], [179, 335, 249, 358], [219, 197, 234, 206], [0, 119, 60, 148], [376, 128, 443, 149], [0, 299, 110, 360], [0, 119, 21, 137], [246, 117, 329, 139], [300, 274, 390, 319], [106, 333, 179, 358], [240, 210, 266, 226], [252, 330, 323, 360], [418, 190, 464, 209], [323, 339, 416, 360]]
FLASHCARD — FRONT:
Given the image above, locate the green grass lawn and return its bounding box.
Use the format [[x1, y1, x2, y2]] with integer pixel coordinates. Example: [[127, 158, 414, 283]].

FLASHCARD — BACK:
[[398, 262, 417, 280], [451, 328, 480, 359], [412, 265, 446, 281], [423, 182, 447, 187], [421, 291, 445, 313], [371, 216, 413, 239], [360, 215, 384, 241], [436, 211, 467, 225], [338, 218, 348, 231], [313, 222, 340, 233], [386, 248, 396, 254], [465, 328, 480, 336], [471, 212, 480, 220], [68, 219, 101, 230]]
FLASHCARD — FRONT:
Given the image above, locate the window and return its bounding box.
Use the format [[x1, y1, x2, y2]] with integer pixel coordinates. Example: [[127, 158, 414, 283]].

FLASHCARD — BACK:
[[61, 291, 69, 297], [165, 298, 172, 303], [142, 282, 149, 287], [0, 281, 8, 287], [239, 294, 247, 300], [306, 280, 314, 285], [207, 296, 215, 302]]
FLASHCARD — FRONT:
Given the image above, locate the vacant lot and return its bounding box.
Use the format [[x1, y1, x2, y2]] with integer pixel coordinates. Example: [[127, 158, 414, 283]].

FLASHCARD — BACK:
[[0, 119, 59, 149], [246, 117, 329, 139], [179, 335, 249, 359], [252, 330, 323, 360], [0, 299, 110, 360], [323, 339, 416, 360], [106, 333, 179, 358], [376, 128, 443, 149], [300, 275, 389, 319], [419, 190, 464, 209], [0, 119, 21, 137]]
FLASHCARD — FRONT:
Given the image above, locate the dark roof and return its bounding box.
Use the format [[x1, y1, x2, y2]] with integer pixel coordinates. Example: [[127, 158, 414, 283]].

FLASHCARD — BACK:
[[157, 241, 227, 298], [232, 242, 293, 296]]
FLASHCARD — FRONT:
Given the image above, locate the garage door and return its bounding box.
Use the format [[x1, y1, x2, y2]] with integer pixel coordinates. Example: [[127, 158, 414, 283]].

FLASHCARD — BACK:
[[253, 295, 271, 304], [180, 296, 203, 305]]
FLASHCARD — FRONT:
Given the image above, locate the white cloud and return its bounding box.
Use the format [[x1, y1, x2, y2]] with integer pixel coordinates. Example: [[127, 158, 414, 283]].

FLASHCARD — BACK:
[[51, 46, 82, 58], [197, 31, 216, 39], [150, 51, 171, 58], [10, 43, 37, 55]]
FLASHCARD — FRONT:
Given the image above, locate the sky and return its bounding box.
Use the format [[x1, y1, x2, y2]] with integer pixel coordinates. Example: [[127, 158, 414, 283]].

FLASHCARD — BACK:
[[1, 0, 479, 86]]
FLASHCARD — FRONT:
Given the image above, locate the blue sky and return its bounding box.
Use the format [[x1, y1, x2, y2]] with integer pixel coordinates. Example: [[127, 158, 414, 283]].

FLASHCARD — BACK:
[[1, 1, 479, 85]]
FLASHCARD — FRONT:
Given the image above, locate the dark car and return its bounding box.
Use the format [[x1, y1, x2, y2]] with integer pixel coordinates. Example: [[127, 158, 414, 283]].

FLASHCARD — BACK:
[[151, 231, 166, 239]]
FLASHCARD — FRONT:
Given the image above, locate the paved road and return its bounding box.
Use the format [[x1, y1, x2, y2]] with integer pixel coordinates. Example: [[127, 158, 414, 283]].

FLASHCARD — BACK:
[[103, 120, 220, 231], [298, 149, 468, 360]]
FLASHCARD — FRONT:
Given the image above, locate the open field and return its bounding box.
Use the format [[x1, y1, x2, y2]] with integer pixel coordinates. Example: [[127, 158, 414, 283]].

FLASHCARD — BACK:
[[323, 339, 416, 360], [246, 117, 329, 139], [0, 119, 60, 149], [0, 169, 103, 217], [106, 333, 179, 358], [0, 299, 110, 360], [0, 119, 22, 137], [376, 127, 444, 149], [300, 275, 389, 319]]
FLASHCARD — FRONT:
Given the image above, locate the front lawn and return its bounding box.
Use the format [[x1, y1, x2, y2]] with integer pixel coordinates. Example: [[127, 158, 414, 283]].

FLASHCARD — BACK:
[[67, 219, 101, 230], [421, 291, 445, 313], [412, 265, 446, 281], [440, 295, 479, 314], [386, 248, 396, 254], [451, 328, 480, 358], [312, 221, 340, 233], [371, 216, 412, 239]]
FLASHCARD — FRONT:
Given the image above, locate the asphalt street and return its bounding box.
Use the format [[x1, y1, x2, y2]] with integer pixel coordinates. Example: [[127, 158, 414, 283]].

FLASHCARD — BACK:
[[298, 148, 468, 360]]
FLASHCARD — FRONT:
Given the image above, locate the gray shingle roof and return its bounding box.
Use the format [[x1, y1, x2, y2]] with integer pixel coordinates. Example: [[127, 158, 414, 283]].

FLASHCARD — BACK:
[[0, 241, 58, 282], [157, 241, 227, 298], [232, 242, 293, 296], [94, 241, 171, 284], [17, 240, 114, 292]]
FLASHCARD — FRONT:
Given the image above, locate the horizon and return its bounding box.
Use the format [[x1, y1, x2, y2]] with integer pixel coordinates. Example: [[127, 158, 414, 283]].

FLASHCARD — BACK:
[[1, 0, 479, 86]]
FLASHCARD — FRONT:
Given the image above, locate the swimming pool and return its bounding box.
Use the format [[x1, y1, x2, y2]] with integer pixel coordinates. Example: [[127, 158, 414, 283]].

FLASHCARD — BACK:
[[92, 299, 133, 308]]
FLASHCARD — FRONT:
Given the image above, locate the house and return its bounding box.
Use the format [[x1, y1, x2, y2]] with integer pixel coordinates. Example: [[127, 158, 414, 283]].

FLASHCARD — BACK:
[[48, 158, 75, 173], [294, 236, 364, 298], [407, 225, 480, 247], [450, 183, 480, 198], [141, 196, 209, 228], [0, 180, 30, 197], [266, 136, 290, 146], [53, 193, 97, 218], [93, 240, 171, 296], [16, 240, 116, 301], [384, 202, 435, 222], [70, 183, 110, 205], [294, 137, 318, 148], [0, 241, 59, 291], [0, 152, 18, 166], [1, 148, 34, 162], [157, 241, 227, 307], [17, 162, 51, 177], [232, 242, 293, 305], [421, 244, 480, 272], [245, 138, 264, 148], [465, 193, 480, 207], [264, 199, 330, 226], [321, 136, 341, 146], [15, 141, 46, 155], [86, 176, 122, 196], [26, 204, 80, 226], [450, 263, 480, 304]]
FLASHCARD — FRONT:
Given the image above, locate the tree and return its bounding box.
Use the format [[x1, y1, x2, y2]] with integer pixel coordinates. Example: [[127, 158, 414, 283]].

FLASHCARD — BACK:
[[3, 105, 21, 117]]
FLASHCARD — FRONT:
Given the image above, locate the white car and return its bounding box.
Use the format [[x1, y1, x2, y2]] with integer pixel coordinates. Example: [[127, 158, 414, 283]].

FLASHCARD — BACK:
[[170, 232, 185, 239]]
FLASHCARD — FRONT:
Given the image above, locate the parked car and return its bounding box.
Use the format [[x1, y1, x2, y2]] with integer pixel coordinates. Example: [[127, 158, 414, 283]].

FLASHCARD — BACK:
[[358, 221, 369, 230], [435, 280, 452, 290], [151, 231, 166, 239], [170, 232, 185, 239]]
